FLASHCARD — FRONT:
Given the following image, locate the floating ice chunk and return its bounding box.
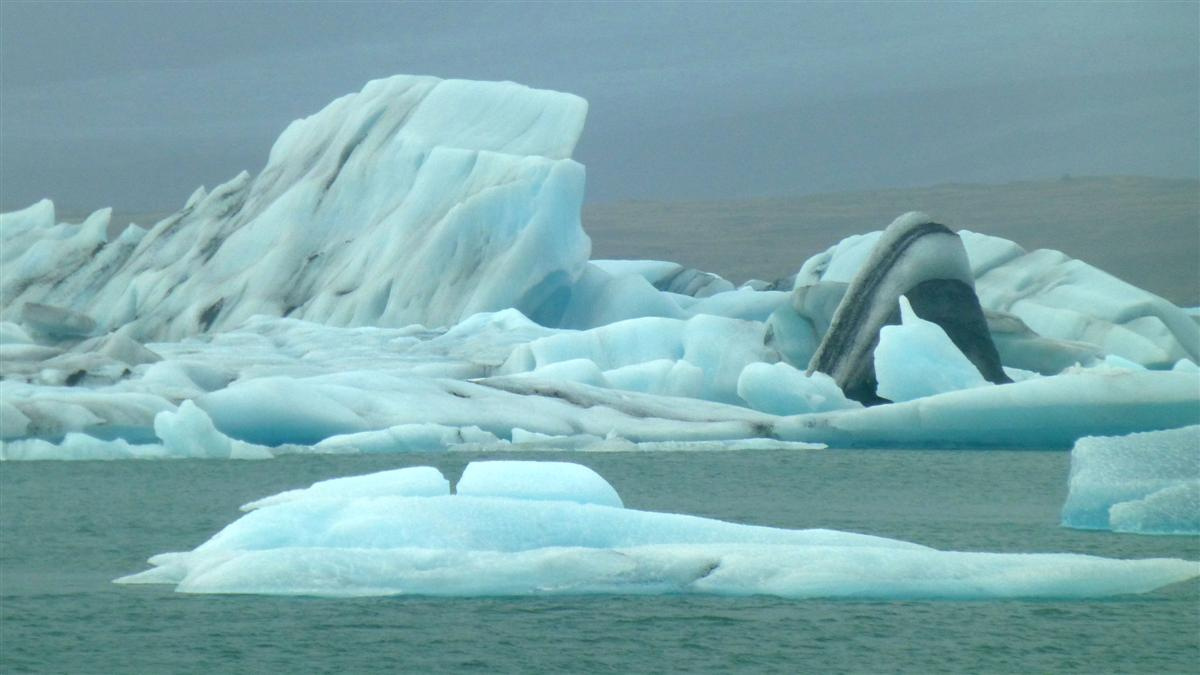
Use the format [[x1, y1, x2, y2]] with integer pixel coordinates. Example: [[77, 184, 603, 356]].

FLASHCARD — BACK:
[[154, 401, 270, 459], [313, 424, 500, 453], [0, 433, 168, 461], [0, 401, 272, 460], [778, 369, 1200, 448], [874, 296, 991, 403], [1061, 426, 1200, 534], [241, 466, 450, 511], [500, 313, 775, 404], [1108, 482, 1199, 534], [737, 362, 860, 415], [196, 376, 373, 445], [456, 460, 623, 507], [116, 462, 1197, 598]]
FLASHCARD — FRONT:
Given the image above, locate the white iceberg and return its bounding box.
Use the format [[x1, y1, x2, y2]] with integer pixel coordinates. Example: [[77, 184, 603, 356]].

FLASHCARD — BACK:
[[116, 461, 1199, 598], [736, 362, 861, 415], [874, 296, 991, 403], [1, 310, 1196, 456], [778, 367, 1199, 448], [2, 74, 1197, 457], [2, 76, 591, 339], [0, 401, 272, 461], [1061, 425, 1200, 534]]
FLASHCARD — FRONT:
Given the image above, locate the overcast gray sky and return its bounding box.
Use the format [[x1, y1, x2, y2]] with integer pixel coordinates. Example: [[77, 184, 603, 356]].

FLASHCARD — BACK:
[[1, 1, 1197, 212]]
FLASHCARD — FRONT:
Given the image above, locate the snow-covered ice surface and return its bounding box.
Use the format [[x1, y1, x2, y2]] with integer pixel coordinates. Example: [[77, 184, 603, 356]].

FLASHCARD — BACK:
[[115, 461, 1199, 598], [2, 73, 1199, 459], [1061, 426, 1200, 535]]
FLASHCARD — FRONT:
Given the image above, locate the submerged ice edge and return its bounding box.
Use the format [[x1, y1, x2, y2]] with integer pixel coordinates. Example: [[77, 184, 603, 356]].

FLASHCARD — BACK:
[[114, 462, 1200, 599]]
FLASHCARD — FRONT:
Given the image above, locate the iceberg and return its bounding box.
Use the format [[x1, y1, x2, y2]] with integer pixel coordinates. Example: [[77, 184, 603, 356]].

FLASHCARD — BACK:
[[2, 73, 1197, 457], [778, 367, 1199, 448], [1, 76, 591, 340], [796, 224, 1198, 370], [736, 362, 861, 415], [874, 296, 991, 403], [116, 461, 1199, 598], [1061, 426, 1200, 534], [0, 401, 272, 460], [807, 213, 1009, 404], [498, 313, 777, 404], [1, 311, 1196, 456]]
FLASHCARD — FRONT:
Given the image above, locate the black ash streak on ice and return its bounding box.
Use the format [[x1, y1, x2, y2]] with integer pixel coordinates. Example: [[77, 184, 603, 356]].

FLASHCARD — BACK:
[[806, 217, 1009, 406]]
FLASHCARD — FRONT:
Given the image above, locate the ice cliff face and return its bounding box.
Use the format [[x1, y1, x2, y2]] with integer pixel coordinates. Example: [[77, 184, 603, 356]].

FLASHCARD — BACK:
[[0, 76, 591, 340]]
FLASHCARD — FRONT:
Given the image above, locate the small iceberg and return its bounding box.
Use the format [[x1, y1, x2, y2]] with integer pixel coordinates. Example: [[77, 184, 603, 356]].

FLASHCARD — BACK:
[[117, 461, 1199, 598], [1062, 425, 1200, 535]]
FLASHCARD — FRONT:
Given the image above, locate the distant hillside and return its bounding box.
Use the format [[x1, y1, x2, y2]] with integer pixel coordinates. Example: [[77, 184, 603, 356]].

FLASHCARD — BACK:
[[584, 176, 1199, 306]]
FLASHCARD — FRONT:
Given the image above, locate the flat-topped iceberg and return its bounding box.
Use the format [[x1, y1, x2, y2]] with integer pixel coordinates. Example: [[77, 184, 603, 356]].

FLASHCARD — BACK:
[[1062, 426, 1200, 535], [116, 461, 1199, 598]]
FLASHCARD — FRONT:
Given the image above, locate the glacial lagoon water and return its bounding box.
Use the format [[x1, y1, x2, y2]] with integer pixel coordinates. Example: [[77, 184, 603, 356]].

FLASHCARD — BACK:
[[2, 448, 1197, 673]]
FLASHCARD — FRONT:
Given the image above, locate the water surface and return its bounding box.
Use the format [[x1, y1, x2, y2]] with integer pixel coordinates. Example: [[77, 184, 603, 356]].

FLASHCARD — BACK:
[[2, 449, 1197, 673]]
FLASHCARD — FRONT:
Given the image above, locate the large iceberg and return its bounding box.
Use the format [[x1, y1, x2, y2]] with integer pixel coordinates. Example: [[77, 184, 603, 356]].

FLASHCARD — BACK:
[[2, 73, 1198, 458], [116, 461, 1199, 598], [1061, 426, 1200, 535], [1, 76, 591, 339]]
